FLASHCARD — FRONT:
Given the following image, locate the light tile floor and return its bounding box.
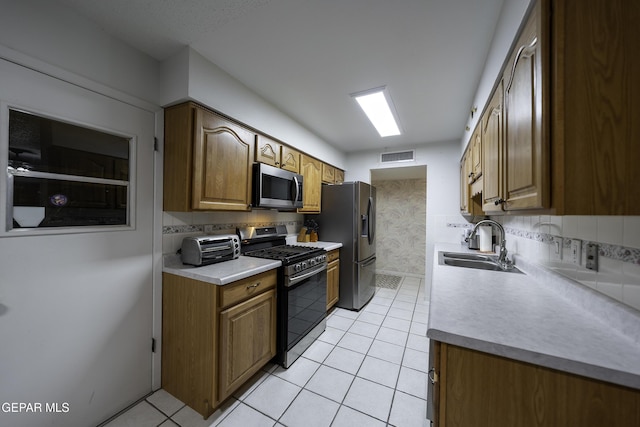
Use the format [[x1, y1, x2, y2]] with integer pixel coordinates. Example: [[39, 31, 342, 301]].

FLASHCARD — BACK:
[[102, 275, 431, 427]]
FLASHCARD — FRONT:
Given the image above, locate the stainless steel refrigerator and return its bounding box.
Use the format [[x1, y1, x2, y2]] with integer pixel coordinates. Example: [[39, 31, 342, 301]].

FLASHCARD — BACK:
[[315, 182, 376, 310]]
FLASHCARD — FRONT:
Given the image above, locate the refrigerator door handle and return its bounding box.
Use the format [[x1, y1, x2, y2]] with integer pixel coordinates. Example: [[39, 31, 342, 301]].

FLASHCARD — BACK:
[[367, 197, 375, 244]]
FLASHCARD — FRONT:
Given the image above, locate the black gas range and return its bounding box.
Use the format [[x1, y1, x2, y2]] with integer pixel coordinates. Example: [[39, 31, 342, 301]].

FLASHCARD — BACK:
[[238, 225, 327, 368]]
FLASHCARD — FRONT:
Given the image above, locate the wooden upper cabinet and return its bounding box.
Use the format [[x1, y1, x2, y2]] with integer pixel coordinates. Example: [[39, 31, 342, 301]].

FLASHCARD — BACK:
[[280, 145, 301, 173], [502, 1, 549, 212], [299, 154, 322, 213], [334, 169, 345, 184], [460, 150, 470, 214], [255, 135, 281, 168], [471, 127, 482, 182], [163, 102, 254, 212], [256, 136, 304, 175], [192, 108, 255, 211], [482, 82, 504, 213], [551, 0, 640, 214], [322, 163, 336, 184]]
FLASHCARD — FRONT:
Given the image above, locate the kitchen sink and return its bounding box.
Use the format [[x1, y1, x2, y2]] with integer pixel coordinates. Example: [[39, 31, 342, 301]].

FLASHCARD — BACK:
[[438, 251, 523, 274], [440, 252, 497, 262]]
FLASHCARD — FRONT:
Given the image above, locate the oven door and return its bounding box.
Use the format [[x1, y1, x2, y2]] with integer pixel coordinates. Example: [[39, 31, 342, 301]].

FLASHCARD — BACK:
[[279, 264, 327, 367]]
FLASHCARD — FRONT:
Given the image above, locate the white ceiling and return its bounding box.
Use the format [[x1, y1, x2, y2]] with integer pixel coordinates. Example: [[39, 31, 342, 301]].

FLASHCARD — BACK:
[[57, 0, 505, 153]]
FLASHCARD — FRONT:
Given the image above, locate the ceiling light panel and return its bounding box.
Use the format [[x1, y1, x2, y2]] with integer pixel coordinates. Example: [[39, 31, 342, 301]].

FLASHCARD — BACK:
[[352, 87, 401, 137]]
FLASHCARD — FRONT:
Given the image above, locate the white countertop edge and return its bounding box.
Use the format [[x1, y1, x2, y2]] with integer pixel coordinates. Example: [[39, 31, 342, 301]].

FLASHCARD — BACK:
[[284, 237, 343, 252], [162, 254, 281, 285], [428, 242, 640, 391]]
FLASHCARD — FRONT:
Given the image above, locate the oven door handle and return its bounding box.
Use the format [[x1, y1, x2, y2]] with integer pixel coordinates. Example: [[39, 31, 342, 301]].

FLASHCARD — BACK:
[[286, 264, 327, 287]]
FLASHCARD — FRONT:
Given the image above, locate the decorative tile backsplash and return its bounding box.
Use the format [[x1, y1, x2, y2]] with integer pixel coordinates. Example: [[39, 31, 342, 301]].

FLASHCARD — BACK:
[[447, 222, 640, 265], [162, 210, 303, 254], [163, 221, 301, 235]]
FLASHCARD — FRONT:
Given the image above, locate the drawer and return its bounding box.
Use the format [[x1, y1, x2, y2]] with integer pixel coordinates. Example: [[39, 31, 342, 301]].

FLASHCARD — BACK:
[[327, 249, 340, 263], [218, 270, 277, 309]]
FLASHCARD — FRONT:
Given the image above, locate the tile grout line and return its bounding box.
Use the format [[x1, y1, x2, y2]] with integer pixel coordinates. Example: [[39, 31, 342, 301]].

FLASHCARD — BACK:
[[162, 274, 429, 427]]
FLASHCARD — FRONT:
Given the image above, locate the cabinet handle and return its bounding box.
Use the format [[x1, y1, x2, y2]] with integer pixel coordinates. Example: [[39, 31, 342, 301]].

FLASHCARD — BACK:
[[246, 282, 261, 290], [428, 368, 438, 384], [494, 198, 505, 206], [468, 172, 474, 178]]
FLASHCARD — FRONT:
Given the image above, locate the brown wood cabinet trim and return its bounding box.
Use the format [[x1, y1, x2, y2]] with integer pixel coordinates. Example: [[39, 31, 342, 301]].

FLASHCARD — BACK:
[[161, 272, 217, 417]]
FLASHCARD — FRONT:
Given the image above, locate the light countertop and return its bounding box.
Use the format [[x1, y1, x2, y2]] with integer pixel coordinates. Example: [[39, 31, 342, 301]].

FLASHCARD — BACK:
[[163, 254, 281, 285], [427, 242, 640, 390], [162, 240, 342, 285], [285, 237, 342, 252]]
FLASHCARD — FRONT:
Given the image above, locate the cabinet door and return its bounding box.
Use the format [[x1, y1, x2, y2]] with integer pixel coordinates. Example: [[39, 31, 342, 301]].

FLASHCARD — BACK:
[[218, 289, 276, 401], [280, 145, 301, 173], [255, 135, 281, 167], [503, 3, 549, 211], [322, 163, 336, 184], [471, 128, 482, 181], [192, 109, 254, 211], [326, 255, 340, 310], [482, 83, 504, 213], [460, 153, 469, 214], [299, 155, 322, 213], [334, 169, 345, 184], [438, 343, 640, 427]]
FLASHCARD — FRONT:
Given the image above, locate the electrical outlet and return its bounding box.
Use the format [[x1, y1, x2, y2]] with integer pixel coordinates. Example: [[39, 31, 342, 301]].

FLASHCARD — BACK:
[[570, 239, 582, 265], [586, 243, 599, 271], [550, 236, 563, 261]]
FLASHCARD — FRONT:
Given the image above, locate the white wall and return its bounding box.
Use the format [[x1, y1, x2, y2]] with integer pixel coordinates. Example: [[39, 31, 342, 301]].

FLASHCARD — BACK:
[[346, 141, 464, 292], [160, 47, 346, 169], [0, 0, 160, 108], [461, 0, 532, 151]]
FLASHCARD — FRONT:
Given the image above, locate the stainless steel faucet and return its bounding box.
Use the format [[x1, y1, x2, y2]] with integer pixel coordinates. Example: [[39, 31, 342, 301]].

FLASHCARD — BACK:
[[467, 219, 513, 269]]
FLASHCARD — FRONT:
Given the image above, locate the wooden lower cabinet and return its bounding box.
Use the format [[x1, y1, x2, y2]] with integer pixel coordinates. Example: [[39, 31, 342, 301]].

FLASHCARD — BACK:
[[431, 342, 640, 427], [219, 289, 276, 400], [326, 249, 340, 310], [162, 270, 277, 418]]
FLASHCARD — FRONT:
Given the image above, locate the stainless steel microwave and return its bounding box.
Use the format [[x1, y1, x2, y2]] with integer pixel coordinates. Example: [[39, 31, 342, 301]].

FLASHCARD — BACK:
[[252, 163, 303, 210]]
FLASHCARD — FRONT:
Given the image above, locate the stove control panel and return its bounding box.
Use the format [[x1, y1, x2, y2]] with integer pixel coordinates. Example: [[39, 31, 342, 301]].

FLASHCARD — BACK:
[[290, 254, 327, 274]]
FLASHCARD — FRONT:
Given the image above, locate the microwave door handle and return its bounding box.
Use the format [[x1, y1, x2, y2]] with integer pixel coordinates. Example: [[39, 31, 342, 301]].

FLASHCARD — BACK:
[[293, 176, 300, 205]]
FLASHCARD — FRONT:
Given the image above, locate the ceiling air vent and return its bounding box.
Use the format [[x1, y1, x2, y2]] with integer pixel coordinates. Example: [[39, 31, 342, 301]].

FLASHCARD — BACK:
[[380, 150, 415, 163]]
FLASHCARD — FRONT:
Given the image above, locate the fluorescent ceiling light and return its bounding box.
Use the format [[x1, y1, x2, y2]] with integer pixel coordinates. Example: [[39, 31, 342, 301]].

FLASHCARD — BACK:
[[352, 87, 401, 137]]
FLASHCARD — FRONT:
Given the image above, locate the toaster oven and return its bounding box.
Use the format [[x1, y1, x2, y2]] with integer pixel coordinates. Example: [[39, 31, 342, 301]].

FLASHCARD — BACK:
[[180, 234, 240, 266]]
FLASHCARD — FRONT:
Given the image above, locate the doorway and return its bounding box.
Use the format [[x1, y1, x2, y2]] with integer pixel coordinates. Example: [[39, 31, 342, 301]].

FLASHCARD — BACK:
[[0, 58, 155, 427], [371, 165, 427, 277]]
